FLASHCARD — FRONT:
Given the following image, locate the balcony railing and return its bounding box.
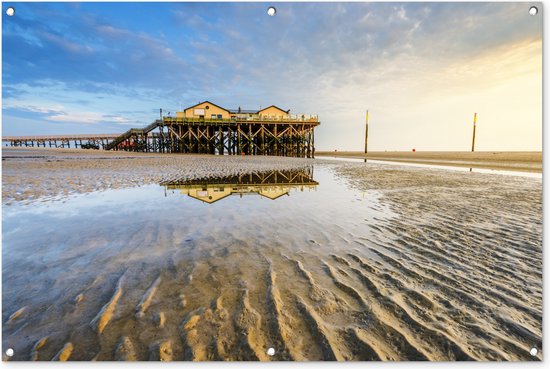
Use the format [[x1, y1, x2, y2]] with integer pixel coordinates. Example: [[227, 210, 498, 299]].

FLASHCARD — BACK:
[[162, 115, 319, 125]]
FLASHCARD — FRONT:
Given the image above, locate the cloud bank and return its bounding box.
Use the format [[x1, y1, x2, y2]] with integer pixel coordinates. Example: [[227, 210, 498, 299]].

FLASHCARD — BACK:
[[2, 2, 542, 150]]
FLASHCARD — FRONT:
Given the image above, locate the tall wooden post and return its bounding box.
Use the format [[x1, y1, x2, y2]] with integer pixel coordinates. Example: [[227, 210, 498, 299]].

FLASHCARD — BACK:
[[364, 110, 369, 154], [237, 124, 242, 154], [248, 124, 253, 155], [274, 124, 278, 156], [471, 112, 477, 152], [261, 126, 265, 155], [219, 129, 223, 155], [312, 127, 315, 158]]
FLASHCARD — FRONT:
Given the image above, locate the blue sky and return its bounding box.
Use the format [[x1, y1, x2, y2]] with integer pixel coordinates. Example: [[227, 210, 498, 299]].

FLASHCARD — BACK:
[[2, 2, 543, 150]]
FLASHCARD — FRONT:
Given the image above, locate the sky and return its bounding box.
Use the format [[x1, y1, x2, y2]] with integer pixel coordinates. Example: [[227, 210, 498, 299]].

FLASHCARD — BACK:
[[1, 1, 543, 151]]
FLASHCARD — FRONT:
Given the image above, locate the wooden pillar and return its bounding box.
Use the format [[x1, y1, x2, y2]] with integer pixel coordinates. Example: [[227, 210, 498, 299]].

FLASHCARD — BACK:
[[197, 126, 202, 154], [237, 124, 242, 154], [227, 127, 232, 155], [364, 110, 369, 154], [274, 124, 278, 156], [248, 124, 252, 155], [218, 129, 223, 155], [260, 126, 265, 155], [231, 127, 235, 155], [312, 127, 315, 158], [185, 125, 190, 153], [471, 112, 477, 152], [207, 126, 211, 154], [232, 128, 236, 155], [193, 126, 200, 154], [309, 127, 313, 158], [169, 127, 174, 153]]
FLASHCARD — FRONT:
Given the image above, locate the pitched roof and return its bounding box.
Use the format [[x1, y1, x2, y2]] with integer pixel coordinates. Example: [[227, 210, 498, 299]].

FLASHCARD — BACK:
[[258, 105, 289, 114], [188, 192, 232, 204], [183, 100, 230, 113], [182, 102, 290, 115], [258, 190, 290, 200]]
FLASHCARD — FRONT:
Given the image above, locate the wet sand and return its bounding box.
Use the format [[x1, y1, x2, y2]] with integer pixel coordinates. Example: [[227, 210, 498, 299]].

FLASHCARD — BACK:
[[1, 148, 314, 204], [315, 151, 542, 172], [2, 149, 542, 361]]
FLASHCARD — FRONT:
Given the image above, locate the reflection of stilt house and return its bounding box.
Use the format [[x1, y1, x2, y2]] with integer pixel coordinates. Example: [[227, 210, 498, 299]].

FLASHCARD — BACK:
[[163, 168, 318, 204], [103, 101, 319, 157]]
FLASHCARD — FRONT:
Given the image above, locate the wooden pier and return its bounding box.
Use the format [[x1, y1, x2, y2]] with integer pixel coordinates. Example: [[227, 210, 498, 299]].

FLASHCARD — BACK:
[[104, 116, 319, 158], [2, 134, 120, 149], [2, 102, 320, 158]]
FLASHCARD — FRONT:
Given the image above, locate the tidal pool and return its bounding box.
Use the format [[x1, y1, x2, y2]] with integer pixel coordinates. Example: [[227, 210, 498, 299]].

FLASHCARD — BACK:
[[2, 163, 542, 361]]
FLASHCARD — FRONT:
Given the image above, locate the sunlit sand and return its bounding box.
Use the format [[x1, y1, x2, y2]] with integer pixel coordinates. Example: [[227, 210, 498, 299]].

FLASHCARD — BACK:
[[2, 148, 542, 361]]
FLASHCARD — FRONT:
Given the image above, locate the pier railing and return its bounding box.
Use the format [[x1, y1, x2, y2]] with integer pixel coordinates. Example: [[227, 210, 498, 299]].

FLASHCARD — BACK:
[[162, 116, 320, 125]]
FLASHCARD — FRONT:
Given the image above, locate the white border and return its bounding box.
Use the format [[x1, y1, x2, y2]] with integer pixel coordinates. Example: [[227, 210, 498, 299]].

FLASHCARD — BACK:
[[0, 1, 546, 368]]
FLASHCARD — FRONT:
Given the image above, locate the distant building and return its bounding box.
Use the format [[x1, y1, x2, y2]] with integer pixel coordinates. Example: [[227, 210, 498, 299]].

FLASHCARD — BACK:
[[257, 105, 290, 120], [178, 101, 231, 120], [176, 101, 315, 122]]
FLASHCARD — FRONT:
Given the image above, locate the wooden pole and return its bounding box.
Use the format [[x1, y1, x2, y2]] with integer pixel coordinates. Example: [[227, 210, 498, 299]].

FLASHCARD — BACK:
[[364, 110, 369, 154], [471, 112, 477, 152], [312, 127, 315, 158]]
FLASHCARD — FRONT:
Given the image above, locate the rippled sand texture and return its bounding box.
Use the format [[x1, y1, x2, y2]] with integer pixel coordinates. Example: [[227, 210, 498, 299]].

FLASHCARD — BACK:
[[2, 159, 542, 361], [1, 148, 314, 204], [334, 164, 542, 360]]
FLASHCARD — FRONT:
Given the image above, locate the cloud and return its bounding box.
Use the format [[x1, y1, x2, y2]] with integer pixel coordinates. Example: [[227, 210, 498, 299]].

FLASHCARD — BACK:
[[2, 2, 542, 150], [8, 104, 66, 115], [45, 110, 132, 125]]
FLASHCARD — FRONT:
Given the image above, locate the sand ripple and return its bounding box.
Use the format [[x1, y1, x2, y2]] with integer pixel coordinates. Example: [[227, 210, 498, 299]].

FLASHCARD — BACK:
[[2, 160, 541, 361]]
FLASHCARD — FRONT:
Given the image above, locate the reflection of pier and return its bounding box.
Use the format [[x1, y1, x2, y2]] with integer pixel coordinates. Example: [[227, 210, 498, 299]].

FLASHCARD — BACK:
[[163, 168, 318, 204]]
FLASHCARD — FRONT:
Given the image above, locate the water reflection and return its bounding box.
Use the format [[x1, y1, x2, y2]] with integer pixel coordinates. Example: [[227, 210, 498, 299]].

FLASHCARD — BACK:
[[162, 167, 318, 204], [317, 157, 541, 178]]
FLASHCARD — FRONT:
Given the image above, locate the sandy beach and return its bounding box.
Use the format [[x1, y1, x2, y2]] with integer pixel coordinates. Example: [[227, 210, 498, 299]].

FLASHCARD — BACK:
[[315, 151, 542, 172], [2, 148, 542, 361], [1, 148, 314, 204]]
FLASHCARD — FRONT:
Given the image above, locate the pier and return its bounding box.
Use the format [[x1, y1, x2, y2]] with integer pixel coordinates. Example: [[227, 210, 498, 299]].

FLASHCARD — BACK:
[[2, 134, 120, 149], [2, 102, 320, 158]]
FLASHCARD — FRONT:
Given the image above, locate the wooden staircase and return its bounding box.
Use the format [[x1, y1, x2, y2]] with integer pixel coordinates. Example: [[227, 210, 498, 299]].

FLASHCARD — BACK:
[[105, 120, 161, 150]]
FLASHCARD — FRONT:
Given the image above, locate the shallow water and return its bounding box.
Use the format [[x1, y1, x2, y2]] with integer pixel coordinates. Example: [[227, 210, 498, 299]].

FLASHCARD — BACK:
[[316, 156, 542, 178], [2, 164, 542, 361]]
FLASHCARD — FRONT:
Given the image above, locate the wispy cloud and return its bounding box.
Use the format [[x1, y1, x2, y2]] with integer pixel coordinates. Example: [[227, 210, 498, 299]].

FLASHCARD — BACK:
[[2, 2, 542, 150]]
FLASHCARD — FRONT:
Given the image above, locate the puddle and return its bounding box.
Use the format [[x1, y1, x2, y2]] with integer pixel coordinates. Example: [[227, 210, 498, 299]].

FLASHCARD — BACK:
[[2, 163, 541, 361], [162, 168, 319, 203], [316, 156, 542, 178], [2, 166, 394, 360]]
